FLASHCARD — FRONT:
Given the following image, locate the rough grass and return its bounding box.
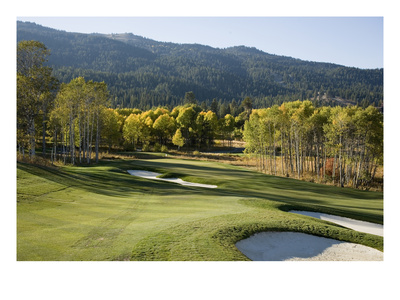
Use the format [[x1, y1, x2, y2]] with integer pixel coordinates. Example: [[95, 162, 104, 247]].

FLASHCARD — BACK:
[[17, 156, 383, 261]]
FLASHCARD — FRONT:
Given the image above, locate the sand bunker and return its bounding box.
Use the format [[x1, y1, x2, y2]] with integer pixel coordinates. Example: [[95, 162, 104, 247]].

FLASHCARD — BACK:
[[127, 170, 218, 188], [290, 210, 383, 237], [236, 232, 383, 261]]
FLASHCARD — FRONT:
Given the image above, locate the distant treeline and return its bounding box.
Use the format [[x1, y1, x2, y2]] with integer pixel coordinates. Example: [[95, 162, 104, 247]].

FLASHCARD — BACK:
[[52, 66, 383, 112]]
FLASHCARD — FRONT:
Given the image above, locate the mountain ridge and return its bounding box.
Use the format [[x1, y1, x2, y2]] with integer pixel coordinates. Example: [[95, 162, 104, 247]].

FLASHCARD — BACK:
[[17, 21, 383, 110]]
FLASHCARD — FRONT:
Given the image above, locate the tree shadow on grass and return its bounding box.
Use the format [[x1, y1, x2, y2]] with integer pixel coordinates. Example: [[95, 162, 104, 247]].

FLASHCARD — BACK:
[[122, 158, 383, 200], [17, 160, 383, 223], [17, 162, 206, 198]]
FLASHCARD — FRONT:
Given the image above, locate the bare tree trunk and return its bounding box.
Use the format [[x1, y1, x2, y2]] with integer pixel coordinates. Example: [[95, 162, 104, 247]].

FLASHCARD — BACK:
[[355, 142, 366, 188], [28, 118, 36, 158], [69, 114, 75, 165], [53, 126, 57, 162], [262, 143, 266, 172], [78, 115, 82, 164], [316, 139, 320, 179], [62, 130, 66, 164], [322, 139, 327, 181], [86, 113, 91, 163], [83, 115, 86, 162], [289, 127, 294, 174], [273, 124, 277, 176], [89, 111, 94, 163], [339, 136, 343, 187], [295, 130, 300, 179], [371, 159, 378, 182], [281, 131, 285, 176], [332, 153, 337, 185], [42, 117, 46, 157], [95, 109, 100, 163]]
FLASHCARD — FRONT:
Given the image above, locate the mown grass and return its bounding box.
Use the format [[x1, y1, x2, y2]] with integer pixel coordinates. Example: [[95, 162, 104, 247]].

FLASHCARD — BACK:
[[17, 156, 383, 261]]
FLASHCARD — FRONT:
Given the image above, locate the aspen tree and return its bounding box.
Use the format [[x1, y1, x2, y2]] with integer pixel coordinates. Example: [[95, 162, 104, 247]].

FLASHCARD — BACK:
[[17, 41, 58, 158]]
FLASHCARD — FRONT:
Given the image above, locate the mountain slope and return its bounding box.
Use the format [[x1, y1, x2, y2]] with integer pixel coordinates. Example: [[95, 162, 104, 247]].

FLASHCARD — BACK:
[[17, 21, 383, 110], [17, 21, 156, 72]]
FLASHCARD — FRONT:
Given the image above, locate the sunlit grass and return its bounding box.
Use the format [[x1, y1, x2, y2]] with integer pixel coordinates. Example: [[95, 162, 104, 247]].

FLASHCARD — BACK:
[[17, 156, 383, 261]]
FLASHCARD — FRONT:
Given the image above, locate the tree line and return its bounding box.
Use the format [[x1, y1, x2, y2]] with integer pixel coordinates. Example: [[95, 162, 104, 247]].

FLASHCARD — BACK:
[[17, 40, 247, 162], [243, 100, 383, 189], [52, 61, 383, 111], [17, 40, 383, 190]]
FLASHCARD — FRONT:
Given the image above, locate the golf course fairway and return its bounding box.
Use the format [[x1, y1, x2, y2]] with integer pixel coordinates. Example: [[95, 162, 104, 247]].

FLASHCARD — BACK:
[[17, 155, 383, 261]]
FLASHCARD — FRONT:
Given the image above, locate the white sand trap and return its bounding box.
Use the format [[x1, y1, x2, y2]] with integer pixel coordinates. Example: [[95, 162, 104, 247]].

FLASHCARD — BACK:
[[289, 210, 383, 237], [127, 170, 217, 188], [236, 232, 383, 261]]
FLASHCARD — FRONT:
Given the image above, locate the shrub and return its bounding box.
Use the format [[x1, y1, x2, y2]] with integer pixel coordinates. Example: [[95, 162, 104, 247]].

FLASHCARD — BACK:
[[142, 143, 150, 152], [161, 145, 168, 153], [153, 143, 161, 152]]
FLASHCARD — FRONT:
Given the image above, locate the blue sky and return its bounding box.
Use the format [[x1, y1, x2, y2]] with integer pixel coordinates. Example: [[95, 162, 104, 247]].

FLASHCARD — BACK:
[[17, 16, 383, 69]]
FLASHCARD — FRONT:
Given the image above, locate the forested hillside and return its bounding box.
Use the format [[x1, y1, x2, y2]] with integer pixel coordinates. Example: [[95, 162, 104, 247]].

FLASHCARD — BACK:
[[17, 39, 383, 190], [17, 21, 383, 111]]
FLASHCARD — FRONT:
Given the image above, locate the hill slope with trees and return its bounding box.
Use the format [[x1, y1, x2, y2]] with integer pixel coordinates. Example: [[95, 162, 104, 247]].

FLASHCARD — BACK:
[[17, 21, 383, 111], [17, 39, 383, 190]]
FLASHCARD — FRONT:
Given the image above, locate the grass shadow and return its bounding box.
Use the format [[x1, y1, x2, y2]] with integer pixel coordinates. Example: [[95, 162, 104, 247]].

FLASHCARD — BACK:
[[17, 161, 208, 198]]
